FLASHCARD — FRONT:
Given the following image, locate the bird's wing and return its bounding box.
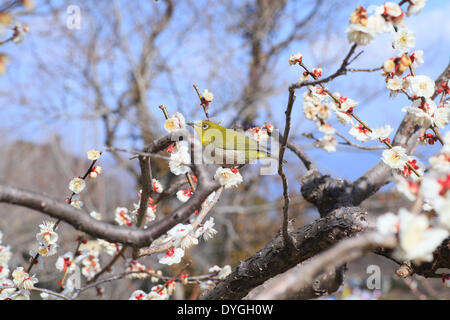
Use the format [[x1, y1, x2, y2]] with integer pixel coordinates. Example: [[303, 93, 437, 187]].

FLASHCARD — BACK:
[[223, 128, 271, 153]]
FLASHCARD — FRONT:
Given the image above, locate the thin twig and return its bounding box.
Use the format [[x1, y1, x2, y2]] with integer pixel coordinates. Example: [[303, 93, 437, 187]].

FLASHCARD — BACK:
[[335, 131, 386, 151], [138, 187, 223, 257], [87, 246, 127, 285], [278, 87, 296, 247]]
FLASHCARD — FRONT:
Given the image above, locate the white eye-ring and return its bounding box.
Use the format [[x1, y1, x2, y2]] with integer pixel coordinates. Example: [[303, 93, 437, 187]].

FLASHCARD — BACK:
[[202, 124, 209, 130]]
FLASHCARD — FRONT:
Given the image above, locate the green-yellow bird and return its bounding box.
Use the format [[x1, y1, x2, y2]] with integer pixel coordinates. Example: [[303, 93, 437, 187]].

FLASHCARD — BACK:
[[187, 120, 279, 167]]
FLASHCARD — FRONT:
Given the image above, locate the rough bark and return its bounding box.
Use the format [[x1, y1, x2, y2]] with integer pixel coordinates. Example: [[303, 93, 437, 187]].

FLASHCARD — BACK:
[[201, 205, 367, 300]]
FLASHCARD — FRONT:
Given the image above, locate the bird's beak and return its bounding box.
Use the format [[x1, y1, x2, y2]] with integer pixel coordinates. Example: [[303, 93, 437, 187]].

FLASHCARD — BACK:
[[187, 122, 194, 127]]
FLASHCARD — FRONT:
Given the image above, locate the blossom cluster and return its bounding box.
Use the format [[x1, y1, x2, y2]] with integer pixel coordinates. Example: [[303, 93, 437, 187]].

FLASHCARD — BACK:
[[0, 232, 38, 300], [345, 2, 426, 47], [130, 285, 170, 300], [297, 82, 395, 152], [155, 217, 218, 266], [377, 133, 450, 279], [35, 220, 58, 257], [68, 149, 103, 210], [0, 2, 32, 75], [114, 182, 164, 227]]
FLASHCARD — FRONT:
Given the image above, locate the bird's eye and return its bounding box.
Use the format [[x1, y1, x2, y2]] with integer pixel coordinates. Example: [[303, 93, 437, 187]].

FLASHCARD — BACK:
[[202, 124, 209, 130]]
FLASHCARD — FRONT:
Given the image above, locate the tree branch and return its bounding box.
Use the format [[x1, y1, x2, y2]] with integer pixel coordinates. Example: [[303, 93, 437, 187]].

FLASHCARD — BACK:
[[250, 232, 395, 299], [200, 206, 367, 300]]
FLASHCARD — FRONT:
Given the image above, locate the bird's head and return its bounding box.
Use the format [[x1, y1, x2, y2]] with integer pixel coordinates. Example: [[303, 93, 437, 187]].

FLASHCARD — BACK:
[[187, 120, 224, 145]]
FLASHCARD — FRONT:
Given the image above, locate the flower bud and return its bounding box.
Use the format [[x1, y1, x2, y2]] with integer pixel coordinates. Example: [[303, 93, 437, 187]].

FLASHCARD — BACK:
[[383, 59, 395, 73]]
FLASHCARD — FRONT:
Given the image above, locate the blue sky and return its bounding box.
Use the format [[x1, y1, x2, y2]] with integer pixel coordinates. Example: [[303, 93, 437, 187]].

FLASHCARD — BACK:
[[0, 0, 449, 201]]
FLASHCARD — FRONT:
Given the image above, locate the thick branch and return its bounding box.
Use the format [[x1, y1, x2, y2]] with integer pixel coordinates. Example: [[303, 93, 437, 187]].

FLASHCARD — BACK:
[[200, 206, 367, 300], [0, 180, 219, 248], [244, 265, 344, 300], [251, 232, 395, 299]]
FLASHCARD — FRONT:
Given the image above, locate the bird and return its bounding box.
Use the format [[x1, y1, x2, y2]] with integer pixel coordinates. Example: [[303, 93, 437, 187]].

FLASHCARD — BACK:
[[187, 120, 279, 167]]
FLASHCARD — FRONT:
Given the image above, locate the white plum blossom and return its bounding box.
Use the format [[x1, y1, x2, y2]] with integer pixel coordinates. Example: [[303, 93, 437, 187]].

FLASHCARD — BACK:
[[395, 209, 449, 264], [0, 245, 12, 265], [68, 177, 85, 194], [133, 191, 157, 224], [393, 29, 415, 53], [36, 221, 58, 245], [408, 75, 435, 98], [169, 145, 191, 176], [37, 243, 58, 257], [436, 197, 450, 230], [288, 53, 303, 65], [152, 178, 163, 193], [98, 239, 122, 256], [382, 146, 408, 169], [208, 265, 221, 273], [147, 290, 169, 300], [429, 153, 450, 172], [383, 59, 396, 73], [313, 135, 338, 153], [158, 248, 185, 265], [12, 267, 38, 290], [176, 189, 192, 203], [403, 156, 425, 180], [202, 89, 214, 103], [346, 23, 375, 46], [0, 279, 16, 300], [79, 254, 101, 280], [387, 76, 403, 96], [370, 125, 393, 141], [149, 285, 169, 300], [317, 122, 335, 135], [246, 126, 270, 143], [331, 94, 357, 113], [303, 101, 320, 121], [376, 212, 399, 236], [394, 175, 419, 201], [9, 289, 31, 300], [334, 110, 354, 126], [0, 263, 9, 280], [90, 165, 102, 178], [126, 259, 148, 279], [411, 50, 424, 68], [218, 265, 232, 280], [195, 217, 218, 241], [70, 198, 83, 209], [129, 290, 147, 300], [421, 171, 450, 214], [406, 0, 427, 16], [90, 211, 102, 220], [86, 149, 101, 160], [402, 98, 436, 127], [330, 94, 356, 126], [214, 167, 243, 189], [366, 13, 391, 34], [349, 124, 372, 142], [433, 106, 450, 129], [383, 2, 404, 22], [164, 112, 186, 133], [441, 275, 450, 288], [442, 131, 450, 154], [168, 223, 198, 249], [114, 207, 133, 226], [55, 252, 76, 274]]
